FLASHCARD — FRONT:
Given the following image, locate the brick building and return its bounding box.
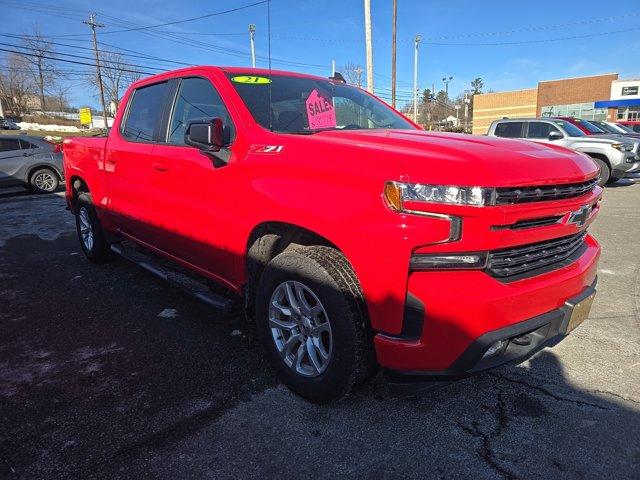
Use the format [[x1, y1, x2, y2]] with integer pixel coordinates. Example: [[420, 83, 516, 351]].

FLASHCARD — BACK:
[[471, 73, 620, 135]]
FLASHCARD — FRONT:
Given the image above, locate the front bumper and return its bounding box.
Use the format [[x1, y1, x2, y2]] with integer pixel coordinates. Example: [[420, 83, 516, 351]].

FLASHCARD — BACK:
[[384, 279, 596, 384], [375, 234, 600, 374]]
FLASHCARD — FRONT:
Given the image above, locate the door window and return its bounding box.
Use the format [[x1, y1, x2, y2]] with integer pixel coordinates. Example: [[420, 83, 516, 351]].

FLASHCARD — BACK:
[[494, 122, 524, 138], [0, 138, 21, 152], [19, 139, 38, 149], [526, 122, 561, 139], [168, 77, 235, 145], [121, 82, 169, 142]]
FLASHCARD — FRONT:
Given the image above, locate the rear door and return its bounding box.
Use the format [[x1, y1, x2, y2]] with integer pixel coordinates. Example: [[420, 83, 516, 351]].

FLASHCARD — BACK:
[[103, 80, 172, 243], [493, 121, 525, 139], [0, 137, 24, 185]]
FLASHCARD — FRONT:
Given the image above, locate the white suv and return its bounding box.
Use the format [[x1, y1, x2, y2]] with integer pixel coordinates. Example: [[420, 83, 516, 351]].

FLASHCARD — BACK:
[[487, 118, 639, 185]]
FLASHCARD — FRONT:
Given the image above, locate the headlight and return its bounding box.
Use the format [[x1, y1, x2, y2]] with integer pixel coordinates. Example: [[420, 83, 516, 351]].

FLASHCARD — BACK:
[[612, 143, 634, 152], [384, 181, 495, 209]]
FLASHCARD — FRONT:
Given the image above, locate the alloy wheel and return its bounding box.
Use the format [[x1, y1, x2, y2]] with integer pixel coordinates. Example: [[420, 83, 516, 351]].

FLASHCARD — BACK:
[[34, 172, 56, 191], [78, 207, 94, 251], [268, 280, 333, 377]]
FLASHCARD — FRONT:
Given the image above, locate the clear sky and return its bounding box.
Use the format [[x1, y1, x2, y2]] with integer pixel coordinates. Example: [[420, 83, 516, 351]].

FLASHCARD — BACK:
[[2, 0, 639, 109]]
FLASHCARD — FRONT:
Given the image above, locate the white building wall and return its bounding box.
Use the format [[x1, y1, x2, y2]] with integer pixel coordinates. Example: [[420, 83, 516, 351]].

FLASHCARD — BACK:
[[610, 79, 640, 100]]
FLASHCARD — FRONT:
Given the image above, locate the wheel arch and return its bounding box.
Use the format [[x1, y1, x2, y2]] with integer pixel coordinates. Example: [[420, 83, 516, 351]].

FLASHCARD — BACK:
[[68, 175, 91, 213], [27, 163, 63, 183]]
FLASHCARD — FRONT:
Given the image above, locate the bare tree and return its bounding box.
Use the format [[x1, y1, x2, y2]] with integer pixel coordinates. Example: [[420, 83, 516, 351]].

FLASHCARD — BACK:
[[88, 51, 140, 114], [339, 62, 364, 87], [0, 53, 36, 116], [21, 27, 58, 112]]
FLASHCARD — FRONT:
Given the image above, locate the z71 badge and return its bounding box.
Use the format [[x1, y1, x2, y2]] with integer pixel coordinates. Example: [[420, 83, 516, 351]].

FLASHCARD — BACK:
[[249, 145, 284, 154]]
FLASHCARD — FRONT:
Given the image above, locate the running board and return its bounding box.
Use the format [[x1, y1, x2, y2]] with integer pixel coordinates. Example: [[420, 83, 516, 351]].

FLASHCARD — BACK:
[[110, 242, 234, 312]]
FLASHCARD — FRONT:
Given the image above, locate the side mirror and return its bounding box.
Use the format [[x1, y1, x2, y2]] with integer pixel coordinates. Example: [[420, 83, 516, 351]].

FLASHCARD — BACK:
[[185, 118, 224, 152], [549, 131, 563, 141]]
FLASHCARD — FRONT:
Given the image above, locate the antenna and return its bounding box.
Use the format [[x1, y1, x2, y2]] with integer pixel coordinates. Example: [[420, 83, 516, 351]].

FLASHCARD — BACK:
[[267, 0, 273, 132]]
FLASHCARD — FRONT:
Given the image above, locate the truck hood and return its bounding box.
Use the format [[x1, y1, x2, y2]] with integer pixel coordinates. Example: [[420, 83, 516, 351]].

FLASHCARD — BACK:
[[313, 129, 598, 187]]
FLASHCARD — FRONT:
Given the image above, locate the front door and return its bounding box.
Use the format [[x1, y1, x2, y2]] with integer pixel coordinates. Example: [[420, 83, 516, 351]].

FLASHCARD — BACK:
[[149, 75, 243, 286]]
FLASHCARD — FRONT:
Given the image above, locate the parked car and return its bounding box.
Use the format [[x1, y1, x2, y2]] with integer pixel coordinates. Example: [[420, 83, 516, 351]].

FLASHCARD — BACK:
[[0, 135, 64, 193], [488, 117, 639, 185], [64, 67, 602, 403], [0, 118, 21, 130], [618, 121, 640, 133], [589, 120, 640, 139]]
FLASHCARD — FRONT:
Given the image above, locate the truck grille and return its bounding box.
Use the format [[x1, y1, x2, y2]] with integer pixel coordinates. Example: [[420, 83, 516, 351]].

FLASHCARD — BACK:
[[494, 178, 598, 205], [487, 232, 587, 280]]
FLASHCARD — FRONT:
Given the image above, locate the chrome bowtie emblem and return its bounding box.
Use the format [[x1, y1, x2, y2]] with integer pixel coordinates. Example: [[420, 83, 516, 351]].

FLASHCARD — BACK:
[[567, 205, 591, 228]]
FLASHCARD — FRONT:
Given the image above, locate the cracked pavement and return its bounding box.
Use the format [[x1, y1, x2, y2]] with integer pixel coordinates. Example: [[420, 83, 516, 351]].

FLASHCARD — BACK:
[[0, 179, 639, 479]]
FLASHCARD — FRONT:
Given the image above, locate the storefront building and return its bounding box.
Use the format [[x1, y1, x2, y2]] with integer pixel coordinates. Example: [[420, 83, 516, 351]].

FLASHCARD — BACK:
[[472, 73, 620, 134], [594, 79, 640, 121]]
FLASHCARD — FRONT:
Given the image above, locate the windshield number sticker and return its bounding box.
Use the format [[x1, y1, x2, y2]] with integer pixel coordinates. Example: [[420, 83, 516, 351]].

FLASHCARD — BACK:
[[305, 89, 336, 129], [231, 75, 272, 84]]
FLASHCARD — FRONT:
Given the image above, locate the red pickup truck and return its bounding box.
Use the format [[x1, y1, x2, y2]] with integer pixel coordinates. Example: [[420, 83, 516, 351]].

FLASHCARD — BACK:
[[63, 66, 601, 402]]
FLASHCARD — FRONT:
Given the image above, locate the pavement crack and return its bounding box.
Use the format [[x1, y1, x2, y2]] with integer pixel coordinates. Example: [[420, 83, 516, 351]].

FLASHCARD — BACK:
[[456, 391, 520, 480], [489, 373, 610, 410], [587, 389, 640, 405]]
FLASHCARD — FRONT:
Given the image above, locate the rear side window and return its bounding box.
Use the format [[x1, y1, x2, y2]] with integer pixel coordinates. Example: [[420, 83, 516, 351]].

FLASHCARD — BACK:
[[122, 82, 168, 142], [526, 122, 560, 139], [19, 139, 38, 149], [0, 138, 20, 152], [494, 122, 524, 138], [633, 125, 640, 133], [167, 77, 235, 145]]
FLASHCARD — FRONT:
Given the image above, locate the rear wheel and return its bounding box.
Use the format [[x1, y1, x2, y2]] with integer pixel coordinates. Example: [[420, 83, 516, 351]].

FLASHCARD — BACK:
[[255, 246, 375, 403], [75, 194, 111, 263], [30, 168, 59, 193]]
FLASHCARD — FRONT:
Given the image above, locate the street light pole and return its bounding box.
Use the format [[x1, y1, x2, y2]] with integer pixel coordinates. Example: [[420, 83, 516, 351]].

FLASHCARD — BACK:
[[442, 76, 453, 98], [391, 0, 397, 108], [413, 35, 421, 123], [249, 24, 256, 68], [364, 0, 374, 93]]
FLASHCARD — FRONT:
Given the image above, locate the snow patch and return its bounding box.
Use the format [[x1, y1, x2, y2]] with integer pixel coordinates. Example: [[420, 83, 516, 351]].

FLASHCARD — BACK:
[[158, 308, 178, 318]]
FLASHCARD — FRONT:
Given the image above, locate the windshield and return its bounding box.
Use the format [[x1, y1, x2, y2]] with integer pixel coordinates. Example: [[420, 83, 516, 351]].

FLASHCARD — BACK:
[[616, 123, 634, 133], [553, 120, 585, 137], [591, 121, 618, 134], [574, 119, 606, 134], [226, 73, 415, 133]]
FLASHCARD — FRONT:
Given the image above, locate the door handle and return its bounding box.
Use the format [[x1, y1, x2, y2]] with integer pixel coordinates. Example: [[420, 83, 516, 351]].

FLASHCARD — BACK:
[[152, 161, 169, 172]]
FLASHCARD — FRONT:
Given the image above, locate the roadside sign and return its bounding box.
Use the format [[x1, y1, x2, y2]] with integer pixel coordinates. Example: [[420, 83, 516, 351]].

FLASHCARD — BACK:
[[79, 107, 92, 125]]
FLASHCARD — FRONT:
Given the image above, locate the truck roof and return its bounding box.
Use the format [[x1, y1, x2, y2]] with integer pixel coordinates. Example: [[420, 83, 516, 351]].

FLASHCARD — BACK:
[[129, 65, 328, 89]]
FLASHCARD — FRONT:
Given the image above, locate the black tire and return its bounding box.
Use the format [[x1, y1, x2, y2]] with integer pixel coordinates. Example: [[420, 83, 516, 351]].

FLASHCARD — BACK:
[[591, 157, 610, 186], [255, 245, 376, 403], [606, 175, 621, 185], [29, 168, 59, 193], [75, 193, 111, 263]]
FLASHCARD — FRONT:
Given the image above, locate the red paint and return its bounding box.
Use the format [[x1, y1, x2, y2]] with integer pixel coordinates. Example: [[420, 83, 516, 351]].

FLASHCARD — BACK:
[[63, 66, 601, 374]]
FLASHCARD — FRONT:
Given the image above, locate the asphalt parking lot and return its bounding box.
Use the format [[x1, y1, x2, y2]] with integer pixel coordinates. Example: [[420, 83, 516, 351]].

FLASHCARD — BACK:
[[1, 180, 639, 480]]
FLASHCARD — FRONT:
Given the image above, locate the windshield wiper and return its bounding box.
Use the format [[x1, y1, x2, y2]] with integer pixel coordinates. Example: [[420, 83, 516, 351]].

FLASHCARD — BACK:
[[282, 129, 323, 135]]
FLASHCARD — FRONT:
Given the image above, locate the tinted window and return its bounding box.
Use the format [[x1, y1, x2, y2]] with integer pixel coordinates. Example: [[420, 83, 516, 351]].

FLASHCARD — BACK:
[[227, 73, 414, 133], [19, 139, 38, 149], [0, 138, 21, 152], [633, 125, 640, 133], [494, 122, 524, 138], [168, 77, 235, 145], [526, 122, 560, 139], [122, 82, 168, 141], [574, 119, 605, 134]]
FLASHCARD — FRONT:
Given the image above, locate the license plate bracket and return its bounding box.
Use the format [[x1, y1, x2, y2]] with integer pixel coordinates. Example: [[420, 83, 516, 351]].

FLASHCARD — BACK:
[[564, 292, 596, 334]]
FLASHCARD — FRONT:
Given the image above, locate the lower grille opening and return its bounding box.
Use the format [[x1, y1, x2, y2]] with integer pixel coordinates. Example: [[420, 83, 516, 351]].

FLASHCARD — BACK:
[[486, 232, 587, 281]]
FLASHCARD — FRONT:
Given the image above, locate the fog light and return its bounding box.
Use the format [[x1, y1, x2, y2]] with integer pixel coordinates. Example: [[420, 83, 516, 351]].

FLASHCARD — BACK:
[[482, 340, 507, 358]]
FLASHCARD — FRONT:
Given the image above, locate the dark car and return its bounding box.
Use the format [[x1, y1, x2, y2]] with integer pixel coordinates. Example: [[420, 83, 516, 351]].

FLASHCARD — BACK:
[[0, 118, 21, 130], [0, 135, 64, 193]]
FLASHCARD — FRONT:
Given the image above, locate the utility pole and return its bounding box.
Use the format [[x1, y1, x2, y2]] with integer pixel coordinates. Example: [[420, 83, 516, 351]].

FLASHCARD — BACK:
[[332, 59, 335, 76], [413, 35, 421, 123], [391, 0, 397, 108], [364, 0, 374, 93], [249, 24, 256, 68], [84, 13, 108, 130], [464, 90, 470, 131], [442, 76, 453, 98]]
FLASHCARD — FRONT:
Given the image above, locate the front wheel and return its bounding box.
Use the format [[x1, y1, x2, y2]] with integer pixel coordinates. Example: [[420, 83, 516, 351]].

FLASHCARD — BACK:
[[591, 157, 610, 186], [255, 246, 375, 403]]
